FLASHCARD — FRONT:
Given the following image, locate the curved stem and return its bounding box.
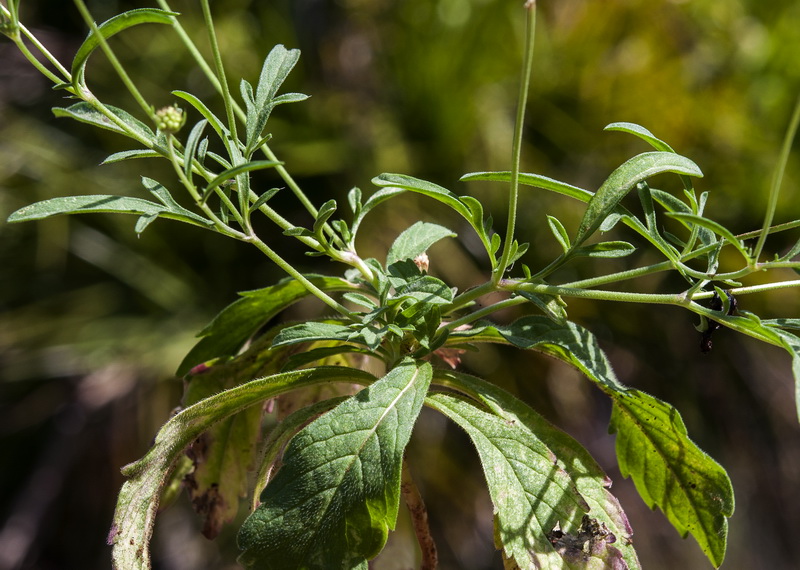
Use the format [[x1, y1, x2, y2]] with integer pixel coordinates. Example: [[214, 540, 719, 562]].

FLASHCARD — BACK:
[[200, 0, 238, 142], [401, 460, 437, 570]]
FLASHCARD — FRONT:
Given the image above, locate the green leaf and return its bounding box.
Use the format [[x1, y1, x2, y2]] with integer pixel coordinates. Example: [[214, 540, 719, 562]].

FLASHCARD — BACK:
[[667, 212, 751, 262], [575, 152, 703, 246], [515, 291, 568, 325], [272, 321, 353, 348], [183, 119, 208, 177], [180, 335, 290, 539], [427, 393, 589, 569], [462, 170, 594, 203], [101, 149, 161, 164], [6, 194, 210, 229], [177, 276, 358, 376], [71, 8, 177, 85], [53, 102, 155, 143], [572, 241, 636, 258], [547, 215, 571, 252], [432, 370, 641, 569], [386, 221, 456, 267], [453, 316, 734, 566], [173, 90, 229, 140], [244, 45, 305, 154], [201, 160, 282, 203], [372, 173, 471, 219], [350, 187, 405, 239], [238, 359, 432, 569], [610, 390, 734, 567], [603, 122, 676, 152], [110, 366, 377, 570]]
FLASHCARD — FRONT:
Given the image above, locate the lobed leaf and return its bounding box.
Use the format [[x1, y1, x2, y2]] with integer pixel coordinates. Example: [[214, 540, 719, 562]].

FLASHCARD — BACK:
[[432, 370, 641, 569], [452, 316, 734, 566], [610, 390, 734, 567], [238, 359, 432, 569]]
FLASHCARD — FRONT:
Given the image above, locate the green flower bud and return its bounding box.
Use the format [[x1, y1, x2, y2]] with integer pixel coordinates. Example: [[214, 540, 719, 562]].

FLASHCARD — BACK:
[[154, 105, 186, 134]]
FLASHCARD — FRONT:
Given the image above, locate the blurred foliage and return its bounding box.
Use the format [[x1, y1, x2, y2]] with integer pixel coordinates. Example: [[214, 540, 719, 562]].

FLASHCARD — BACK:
[[1, 0, 799, 568]]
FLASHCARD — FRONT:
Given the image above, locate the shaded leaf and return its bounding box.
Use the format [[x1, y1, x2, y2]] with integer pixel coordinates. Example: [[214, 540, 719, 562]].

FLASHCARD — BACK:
[[101, 149, 160, 164], [547, 215, 571, 252], [610, 390, 734, 567], [667, 212, 751, 261], [110, 366, 377, 570], [272, 321, 353, 348], [177, 276, 358, 376], [238, 359, 432, 569], [572, 241, 636, 259]]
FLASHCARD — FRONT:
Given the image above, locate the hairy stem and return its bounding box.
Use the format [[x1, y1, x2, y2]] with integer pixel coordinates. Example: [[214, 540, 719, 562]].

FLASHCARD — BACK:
[[495, 0, 537, 283], [401, 460, 437, 570]]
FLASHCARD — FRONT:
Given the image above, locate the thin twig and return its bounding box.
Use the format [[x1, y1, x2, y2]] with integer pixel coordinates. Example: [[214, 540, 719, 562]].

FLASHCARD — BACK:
[[401, 460, 437, 570]]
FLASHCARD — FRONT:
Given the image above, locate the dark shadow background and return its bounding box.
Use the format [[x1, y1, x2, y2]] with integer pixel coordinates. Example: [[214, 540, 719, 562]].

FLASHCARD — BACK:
[[2, 1, 800, 569]]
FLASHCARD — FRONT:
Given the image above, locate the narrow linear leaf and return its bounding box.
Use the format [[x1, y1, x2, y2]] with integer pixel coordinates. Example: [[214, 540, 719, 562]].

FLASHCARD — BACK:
[[372, 173, 471, 220], [576, 152, 703, 246], [177, 276, 358, 376], [667, 212, 751, 261], [572, 241, 636, 259], [6, 195, 210, 229], [110, 366, 377, 570], [101, 149, 160, 164], [386, 221, 456, 266], [427, 393, 590, 570], [173, 90, 229, 140], [71, 8, 178, 84], [603, 122, 675, 152], [53, 102, 155, 142], [351, 187, 405, 239], [202, 160, 282, 203], [238, 359, 432, 569], [183, 119, 208, 177]]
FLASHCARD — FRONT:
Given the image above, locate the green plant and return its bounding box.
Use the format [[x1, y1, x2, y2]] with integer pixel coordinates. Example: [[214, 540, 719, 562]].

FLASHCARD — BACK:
[[3, 0, 800, 568]]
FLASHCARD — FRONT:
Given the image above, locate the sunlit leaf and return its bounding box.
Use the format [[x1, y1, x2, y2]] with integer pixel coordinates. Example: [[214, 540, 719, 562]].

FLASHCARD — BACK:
[[386, 221, 456, 266], [238, 359, 432, 569], [372, 173, 471, 219], [53, 102, 155, 143], [575, 152, 703, 246], [427, 393, 589, 569]]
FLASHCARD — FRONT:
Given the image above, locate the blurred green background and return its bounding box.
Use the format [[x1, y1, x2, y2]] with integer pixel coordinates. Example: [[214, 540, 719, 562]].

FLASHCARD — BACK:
[[2, 0, 800, 568]]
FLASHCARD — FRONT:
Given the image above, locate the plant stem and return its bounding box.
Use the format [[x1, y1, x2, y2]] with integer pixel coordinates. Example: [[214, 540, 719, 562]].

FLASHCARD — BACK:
[[495, 0, 536, 284], [200, 0, 238, 143], [401, 460, 437, 570], [753, 92, 800, 263]]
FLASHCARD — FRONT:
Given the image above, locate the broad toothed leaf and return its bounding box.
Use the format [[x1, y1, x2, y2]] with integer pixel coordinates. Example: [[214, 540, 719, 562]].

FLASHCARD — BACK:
[[238, 359, 432, 569]]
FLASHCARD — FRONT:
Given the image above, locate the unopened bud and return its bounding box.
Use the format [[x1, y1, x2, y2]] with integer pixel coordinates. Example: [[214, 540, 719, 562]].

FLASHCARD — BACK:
[[154, 105, 186, 134]]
